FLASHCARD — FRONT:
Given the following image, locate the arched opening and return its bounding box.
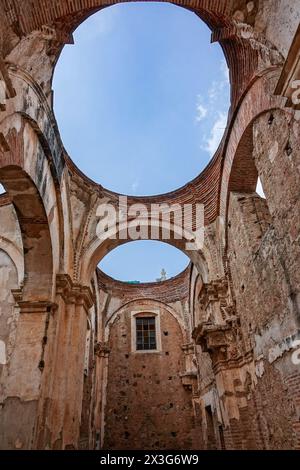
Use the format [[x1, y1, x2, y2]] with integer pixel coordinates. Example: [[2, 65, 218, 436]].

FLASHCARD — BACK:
[[102, 294, 194, 450], [99, 240, 189, 283], [53, 2, 230, 196], [0, 166, 53, 301], [0, 165, 55, 450], [0, 184, 5, 195]]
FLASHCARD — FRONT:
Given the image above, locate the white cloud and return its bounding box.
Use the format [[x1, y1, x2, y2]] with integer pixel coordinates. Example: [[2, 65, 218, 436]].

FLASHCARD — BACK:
[[0, 184, 5, 194], [208, 81, 219, 101], [196, 99, 208, 122], [205, 59, 230, 103], [195, 57, 230, 156], [202, 112, 227, 156]]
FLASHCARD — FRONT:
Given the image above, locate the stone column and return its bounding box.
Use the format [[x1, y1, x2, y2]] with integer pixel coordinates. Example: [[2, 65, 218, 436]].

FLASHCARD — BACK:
[[93, 341, 110, 449], [0, 293, 56, 450], [34, 275, 94, 450]]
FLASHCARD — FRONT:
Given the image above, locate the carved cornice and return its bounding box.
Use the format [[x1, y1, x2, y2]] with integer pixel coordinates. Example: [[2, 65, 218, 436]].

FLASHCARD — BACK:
[[193, 321, 231, 351], [212, 23, 283, 65], [39, 25, 74, 46], [212, 350, 254, 374], [180, 342, 198, 392], [193, 319, 251, 372], [181, 342, 195, 355], [11, 290, 57, 314], [56, 274, 94, 311], [198, 278, 229, 308], [180, 371, 198, 392]]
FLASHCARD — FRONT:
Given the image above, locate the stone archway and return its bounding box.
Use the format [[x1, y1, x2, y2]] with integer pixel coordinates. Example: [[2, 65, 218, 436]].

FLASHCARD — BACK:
[[0, 115, 58, 450], [0, 165, 53, 300]]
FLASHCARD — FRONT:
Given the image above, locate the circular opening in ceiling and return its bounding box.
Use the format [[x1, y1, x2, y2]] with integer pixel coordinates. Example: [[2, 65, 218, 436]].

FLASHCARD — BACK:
[[99, 241, 190, 283], [53, 2, 230, 196]]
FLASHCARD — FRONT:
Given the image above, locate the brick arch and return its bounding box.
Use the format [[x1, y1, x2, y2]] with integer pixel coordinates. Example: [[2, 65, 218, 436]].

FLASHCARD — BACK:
[[44, 0, 266, 109], [219, 69, 285, 223], [5, 65, 66, 183], [4, 0, 277, 124], [2, 0, 282, 246], [0, 235, 24, 285], [80, 221, 209, 286], [105, 298, 187, 342], [0, 165, 54, 301], [6, 0, 231, 35], [0, 114, 60, 301]]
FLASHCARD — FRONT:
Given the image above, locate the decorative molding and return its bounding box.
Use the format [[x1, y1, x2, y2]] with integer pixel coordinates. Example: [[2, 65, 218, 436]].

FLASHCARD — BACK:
[[12, 296, 57, 315], [56, 274, 94, 312], [130, 309, 162, 354], [180, 342, 198, 392]]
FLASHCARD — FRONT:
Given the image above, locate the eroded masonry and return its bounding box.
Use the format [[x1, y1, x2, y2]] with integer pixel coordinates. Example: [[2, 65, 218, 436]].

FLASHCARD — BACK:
[[0, 0, 300, 450]]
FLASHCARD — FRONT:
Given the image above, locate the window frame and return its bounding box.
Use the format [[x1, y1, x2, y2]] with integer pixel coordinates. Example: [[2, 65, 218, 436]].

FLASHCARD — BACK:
[[131, 310, 162, 354]]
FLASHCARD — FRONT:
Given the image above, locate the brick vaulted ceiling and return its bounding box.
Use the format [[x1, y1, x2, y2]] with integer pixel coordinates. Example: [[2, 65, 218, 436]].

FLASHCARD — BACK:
[[0, 0, 284, 224]]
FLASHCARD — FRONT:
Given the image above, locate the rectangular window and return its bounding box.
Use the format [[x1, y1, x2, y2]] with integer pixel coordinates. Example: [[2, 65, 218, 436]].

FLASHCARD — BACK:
[[136, 317, 157, 351]]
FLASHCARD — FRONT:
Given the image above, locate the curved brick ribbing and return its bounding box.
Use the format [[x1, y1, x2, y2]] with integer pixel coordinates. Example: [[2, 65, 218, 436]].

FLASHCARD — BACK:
[[0, 0, 273, 228], [66, 147, 223, 226], [1, 0, 300, 452], [97, 265, 191, 303], [0, 0, 262, 111], [219, 70, 285, 222], [1, 0, 231, 34]]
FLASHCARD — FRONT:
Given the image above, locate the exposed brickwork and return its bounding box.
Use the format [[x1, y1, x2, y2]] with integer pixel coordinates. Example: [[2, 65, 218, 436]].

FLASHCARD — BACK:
[[0, 0, 299, 451], [97, 267, 191, 304], [103, 301, 196, 450]]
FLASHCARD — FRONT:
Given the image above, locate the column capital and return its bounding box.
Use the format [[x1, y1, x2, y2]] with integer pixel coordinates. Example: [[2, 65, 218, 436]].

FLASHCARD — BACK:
[[56, 274, 94, 311]]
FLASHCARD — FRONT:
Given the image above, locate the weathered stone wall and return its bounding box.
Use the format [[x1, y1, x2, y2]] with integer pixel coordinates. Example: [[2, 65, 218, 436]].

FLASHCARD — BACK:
[[103, 301, 197, 450], [0, 0, 300, 451], [226, 189, 300, 449], [0, 201, 38, 450]]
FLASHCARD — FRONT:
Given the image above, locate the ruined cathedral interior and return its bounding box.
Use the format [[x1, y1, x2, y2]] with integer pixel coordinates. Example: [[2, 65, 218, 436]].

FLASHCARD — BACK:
[[0, 0, 300, 452]]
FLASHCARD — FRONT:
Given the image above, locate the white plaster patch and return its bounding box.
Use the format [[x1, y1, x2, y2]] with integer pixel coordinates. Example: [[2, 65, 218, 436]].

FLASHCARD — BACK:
[[0, 340, 6, 365], [255, 360, 264, 377], [294, 110, 300, 121], [268, 141, 279, 163], [268, 334, 300, 364], [291, 340, 300, 365], [5, 112, 22, 134], [241, 27, 253, 40]]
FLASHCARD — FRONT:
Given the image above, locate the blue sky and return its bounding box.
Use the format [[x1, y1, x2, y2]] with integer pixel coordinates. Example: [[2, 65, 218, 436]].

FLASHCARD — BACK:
[[53, 2, 231, 282]]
